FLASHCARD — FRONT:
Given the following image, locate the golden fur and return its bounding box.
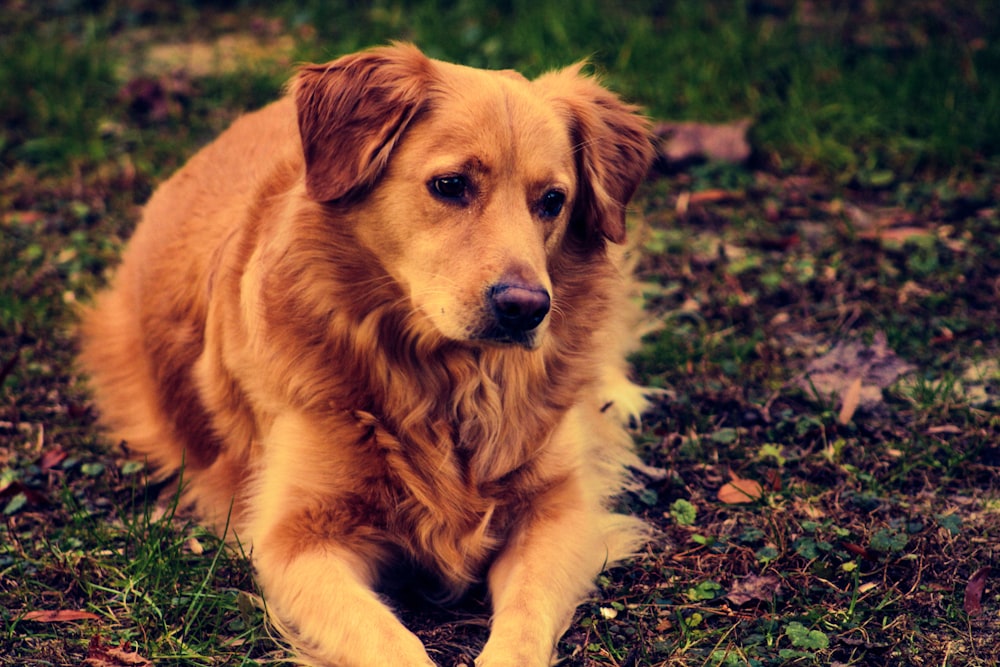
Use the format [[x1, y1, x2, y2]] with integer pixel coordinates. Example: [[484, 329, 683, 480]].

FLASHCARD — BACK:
[[79, 43, 655, 666]]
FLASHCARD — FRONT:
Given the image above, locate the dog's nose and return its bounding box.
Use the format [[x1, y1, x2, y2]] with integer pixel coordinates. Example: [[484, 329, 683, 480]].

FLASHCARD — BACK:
[[489, 283, 551, 332]]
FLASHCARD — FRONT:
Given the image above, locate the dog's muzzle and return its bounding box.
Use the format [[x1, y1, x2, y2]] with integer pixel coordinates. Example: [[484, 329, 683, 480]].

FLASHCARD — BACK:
[[483, 282, 550, 344]]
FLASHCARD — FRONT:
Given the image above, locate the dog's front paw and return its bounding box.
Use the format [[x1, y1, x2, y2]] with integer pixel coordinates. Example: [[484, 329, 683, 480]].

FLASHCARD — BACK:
[[599, 373, 672, 429], [474, 644, 553, 667], [474, 656, 542, 667]]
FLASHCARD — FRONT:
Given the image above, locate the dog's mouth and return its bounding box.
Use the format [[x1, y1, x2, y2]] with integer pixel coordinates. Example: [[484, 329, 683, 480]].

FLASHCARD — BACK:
[[474, 325, 542, 350]]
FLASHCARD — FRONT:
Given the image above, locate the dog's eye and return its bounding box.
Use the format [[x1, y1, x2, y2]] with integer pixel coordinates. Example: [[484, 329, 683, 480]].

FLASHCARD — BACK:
[[539, 190, 566, 218], [431, 176, 468, 200]]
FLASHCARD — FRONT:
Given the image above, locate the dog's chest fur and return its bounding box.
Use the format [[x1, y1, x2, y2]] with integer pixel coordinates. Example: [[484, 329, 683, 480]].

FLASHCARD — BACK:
[[332, 344, 576, 590], [351, 411, 533, 590]]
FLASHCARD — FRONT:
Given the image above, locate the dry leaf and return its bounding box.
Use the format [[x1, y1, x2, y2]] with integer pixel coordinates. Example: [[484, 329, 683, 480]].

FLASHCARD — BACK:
[[688, 189, 744, 205], [40, 445, 69, 472], [0, 349, 20, 385], [1, 211, 45, 226], [84, 636, 154, 667], [837, 376, 863, 424], [926, 425, 963, 435], [797, 332, 914, 412], [0, 480, 50, 508], [185, 536, 205, 555], [858, 226, 935, 244], [23, 609, 100, 622], [718, 472, 763, 504], [764, 469, 783, 492], [842, 542, 876, 560], [964, 567, 990, 617], [654, 118, 753, 165], [726, 574, 781, 605]]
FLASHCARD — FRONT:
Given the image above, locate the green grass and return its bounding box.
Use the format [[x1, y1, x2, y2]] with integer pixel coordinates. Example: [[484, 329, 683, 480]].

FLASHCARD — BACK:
[[3, 1, 999, 177], [2, 1, 999, 666], [0, 17, 117, 170], [3, 472, 272, 664]]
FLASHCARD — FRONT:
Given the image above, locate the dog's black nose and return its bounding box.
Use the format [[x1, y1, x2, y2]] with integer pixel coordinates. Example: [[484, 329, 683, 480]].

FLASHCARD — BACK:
[[489, 283, 551, 332]]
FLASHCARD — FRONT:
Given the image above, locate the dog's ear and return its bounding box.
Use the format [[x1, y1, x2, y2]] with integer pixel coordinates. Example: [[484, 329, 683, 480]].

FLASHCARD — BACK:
[[539, 64, 654, 244], [294, 43, 432, 203]]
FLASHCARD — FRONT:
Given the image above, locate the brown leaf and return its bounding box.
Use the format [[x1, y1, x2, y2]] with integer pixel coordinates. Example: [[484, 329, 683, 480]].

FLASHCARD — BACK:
[[0, 349, 19, 385], [797, 332, 914, 412], [858, 226, 935, 244], [1, 211, 46, 225], [926, 425, 963, 435], [688, 189, 744, 205], [726, 574, 782, 605], [842, 542, 877, 560], [85, 636, 154, 667], [718, 472, 763, 504], [837, 376, 863, 424], [964, 567, 991, 617], [765, 469, 783, 492], [655, 118, 753, 165], [40, 445, 68, 472], [23, 609, 100, 622], [0, 480, 50, 507]]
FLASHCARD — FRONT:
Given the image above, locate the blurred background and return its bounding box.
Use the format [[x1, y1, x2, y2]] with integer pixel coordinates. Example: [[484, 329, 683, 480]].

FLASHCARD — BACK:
[[3, 1, 998, 183]]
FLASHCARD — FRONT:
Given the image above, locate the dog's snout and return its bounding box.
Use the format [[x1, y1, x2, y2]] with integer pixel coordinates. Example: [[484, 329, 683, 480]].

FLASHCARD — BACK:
[[489, 283, 551, 332]]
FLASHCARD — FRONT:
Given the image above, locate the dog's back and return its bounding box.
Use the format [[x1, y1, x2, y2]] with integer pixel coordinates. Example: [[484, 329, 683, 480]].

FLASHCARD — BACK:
[[79, 99, 299, 495]]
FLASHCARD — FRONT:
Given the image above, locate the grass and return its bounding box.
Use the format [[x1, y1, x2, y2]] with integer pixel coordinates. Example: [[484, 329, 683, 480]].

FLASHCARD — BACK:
[[2, 1, 999, 665]]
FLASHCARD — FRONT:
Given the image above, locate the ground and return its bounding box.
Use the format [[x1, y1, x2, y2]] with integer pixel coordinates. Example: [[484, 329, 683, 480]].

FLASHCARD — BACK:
[[1, 2, 998, 666]]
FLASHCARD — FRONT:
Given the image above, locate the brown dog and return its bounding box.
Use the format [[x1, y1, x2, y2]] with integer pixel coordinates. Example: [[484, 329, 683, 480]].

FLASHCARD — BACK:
[[79, 43, 654, 666]]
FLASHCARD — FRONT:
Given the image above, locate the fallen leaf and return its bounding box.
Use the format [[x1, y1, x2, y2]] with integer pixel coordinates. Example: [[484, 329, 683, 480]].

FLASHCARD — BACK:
[[2, 211, 45, 224], [688, 189, 744, 205], [0, 349, 19, 385], [925, 425, 963, 435], [185, 536, 205, 555], [23, 609, 100, 622], [0, 481, 50, 509], [930, 326, 955, 345], [796, 332, 914, 412], [726, 573, 781, 605], [654, 118, 753, 165], [40, 445, 69, 472], [837, 376, 863, 424], [842, 542, 877, 560], [718, 472, 763, 504], [844, 202, 919, 233], [675, 190, 691, 214], [964, 567, 990, 617], [858, 226, 935, 244], [84, 636, 153, 667], [764, 469, 783, 492]]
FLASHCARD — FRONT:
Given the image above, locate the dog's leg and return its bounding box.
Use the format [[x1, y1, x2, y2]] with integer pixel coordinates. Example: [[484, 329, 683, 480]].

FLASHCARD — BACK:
[[248, 413, 437, 667], [254, 548, 435, 667], [475, 479, 607, 667]]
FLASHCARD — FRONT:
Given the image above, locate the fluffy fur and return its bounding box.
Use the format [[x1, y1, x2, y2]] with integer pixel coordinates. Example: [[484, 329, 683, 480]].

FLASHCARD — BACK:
[[79, 43, 655, 666]]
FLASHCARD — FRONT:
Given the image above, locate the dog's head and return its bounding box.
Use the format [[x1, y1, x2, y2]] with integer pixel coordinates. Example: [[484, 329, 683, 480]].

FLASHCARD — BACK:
[[294, 43, 652, 349]]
